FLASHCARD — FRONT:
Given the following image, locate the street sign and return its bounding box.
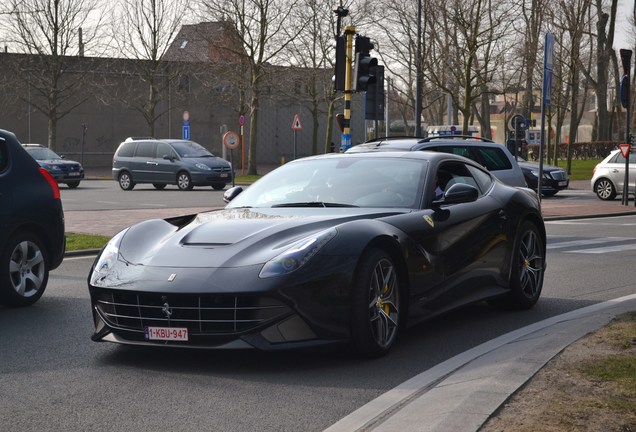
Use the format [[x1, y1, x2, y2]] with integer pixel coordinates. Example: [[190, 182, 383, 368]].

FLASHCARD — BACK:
[[239, 115, 245, 126], [183, 111, 190, 122], [182, 124, 190, 140], [291, 114, 303, 131], [223, 131, 240, 150], [619, 143, 631, 158]]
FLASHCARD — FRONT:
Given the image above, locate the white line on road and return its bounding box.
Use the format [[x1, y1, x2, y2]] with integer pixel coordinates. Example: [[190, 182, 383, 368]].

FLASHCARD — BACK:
[[568, 243, 636, 254], [547, 237, 634, 249]]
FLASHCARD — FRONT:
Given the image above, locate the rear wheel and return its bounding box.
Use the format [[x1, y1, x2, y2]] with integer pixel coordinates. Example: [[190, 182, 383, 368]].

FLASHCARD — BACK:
[[118, 171, 135, 190], [0, 232, 49, 307], [152, 183, 166, 190], [177, 172, 193, 190], [66, 181, 80, 189], [490, 221, 544, 310], [351, 249, 401, 357], [594, 178, 616, 201]]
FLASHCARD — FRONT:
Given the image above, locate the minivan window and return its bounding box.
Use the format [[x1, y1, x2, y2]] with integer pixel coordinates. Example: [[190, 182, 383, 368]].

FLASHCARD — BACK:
[[172, 141, 212, 158], [135, 142, 155, 158], [117, 142, 136, 157], [475, 147, 512, 171], [156, 142, 175, 159]]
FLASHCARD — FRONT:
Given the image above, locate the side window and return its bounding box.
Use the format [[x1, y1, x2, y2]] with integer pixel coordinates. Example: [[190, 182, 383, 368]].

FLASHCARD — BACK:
[[117, 142, 136, 157], [476, 147, 513, 171], [156, 143, 174, 159], [135, 142, 155, 158], [434, 146, 472, 159], [608, 153, 621, 163], [0, 138, 7, 172], [467, 165, 494, 194], [435, 162, 481, 199]]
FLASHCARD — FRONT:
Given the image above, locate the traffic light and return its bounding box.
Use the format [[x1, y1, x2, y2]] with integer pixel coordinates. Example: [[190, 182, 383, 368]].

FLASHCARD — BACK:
[[354, 35, 377, 92], [333, 36, 346, 92], [365, 65, 385, 120]]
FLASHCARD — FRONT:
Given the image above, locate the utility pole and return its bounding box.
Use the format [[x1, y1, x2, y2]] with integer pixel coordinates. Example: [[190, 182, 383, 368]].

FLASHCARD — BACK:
[[341, 25, 355, 152]]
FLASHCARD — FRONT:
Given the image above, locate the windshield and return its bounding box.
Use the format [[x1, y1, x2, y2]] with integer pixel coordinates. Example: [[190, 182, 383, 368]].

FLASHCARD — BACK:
[[26, 147, 61, 160], [227, 156, 427, 209], [171, 141, 214, 158]]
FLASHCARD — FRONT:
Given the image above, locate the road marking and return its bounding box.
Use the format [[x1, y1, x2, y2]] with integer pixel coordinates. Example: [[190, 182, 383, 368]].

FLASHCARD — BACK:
[[140, 203, 167, 207], [569, 243, 636, 254], [96, 201, 121, 205], [547, 237, 631, 249]]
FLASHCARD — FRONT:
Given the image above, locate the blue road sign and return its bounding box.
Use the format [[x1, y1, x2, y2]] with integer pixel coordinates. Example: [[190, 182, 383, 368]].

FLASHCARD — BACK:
[[183, 124, 190, 140]]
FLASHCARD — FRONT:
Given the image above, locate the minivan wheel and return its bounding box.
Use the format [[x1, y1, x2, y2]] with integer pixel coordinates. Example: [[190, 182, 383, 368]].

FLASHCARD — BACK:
[[0, 232, 49, 307], [118, 171, 135, 190], [594, 178, 616, 201], [177, 172, 193, 190]]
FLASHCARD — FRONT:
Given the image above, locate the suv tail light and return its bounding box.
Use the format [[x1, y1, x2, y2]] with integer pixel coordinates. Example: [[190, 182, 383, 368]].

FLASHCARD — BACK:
[[39, 167, 61, 199]]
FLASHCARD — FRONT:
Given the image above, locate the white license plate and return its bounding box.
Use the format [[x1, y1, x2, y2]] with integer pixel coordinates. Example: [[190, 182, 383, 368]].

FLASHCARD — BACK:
[[220, 173, 228, 178], [558, 181, 567, 186], [69, 172, 81, 176], [145, 326, 188, 341]]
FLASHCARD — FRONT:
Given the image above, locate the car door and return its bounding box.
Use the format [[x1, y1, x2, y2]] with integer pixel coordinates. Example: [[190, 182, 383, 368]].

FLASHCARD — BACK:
[[0, 136, 11, 247], [131, 141, 156, 182], [405, 160, 508, 316], [154, 142, 179, 183]]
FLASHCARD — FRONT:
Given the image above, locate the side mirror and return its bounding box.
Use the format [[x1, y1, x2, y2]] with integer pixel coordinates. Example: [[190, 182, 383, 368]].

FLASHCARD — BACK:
[[433, 183, 479, 206], [163, 154, 175, 161], [223, 186, 243, 203]]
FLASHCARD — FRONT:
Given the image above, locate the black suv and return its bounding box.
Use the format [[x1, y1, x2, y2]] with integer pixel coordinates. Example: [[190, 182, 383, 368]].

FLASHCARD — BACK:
[[0, 130, 66, 306]]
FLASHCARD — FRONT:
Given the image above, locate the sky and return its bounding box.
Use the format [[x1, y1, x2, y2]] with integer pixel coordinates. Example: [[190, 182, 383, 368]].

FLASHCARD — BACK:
[[615, 0, 635, 49]]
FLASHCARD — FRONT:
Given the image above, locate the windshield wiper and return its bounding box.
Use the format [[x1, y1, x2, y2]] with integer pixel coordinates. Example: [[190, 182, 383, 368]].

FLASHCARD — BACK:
[[271, 202, 358, 208]]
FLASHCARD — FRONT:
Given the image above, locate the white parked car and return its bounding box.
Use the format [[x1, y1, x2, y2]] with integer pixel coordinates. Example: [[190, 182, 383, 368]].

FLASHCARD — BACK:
[[591, 150, 636, 200]]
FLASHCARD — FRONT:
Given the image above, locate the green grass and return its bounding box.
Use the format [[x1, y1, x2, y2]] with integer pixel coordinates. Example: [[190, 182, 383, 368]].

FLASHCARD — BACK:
[[563, 158, 602, 181], [234, 174, 261, 183], [66, 233, 110, 251]]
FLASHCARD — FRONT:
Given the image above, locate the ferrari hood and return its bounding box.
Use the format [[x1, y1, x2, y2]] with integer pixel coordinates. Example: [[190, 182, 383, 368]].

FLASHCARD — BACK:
[[117, 207, 405, 268]]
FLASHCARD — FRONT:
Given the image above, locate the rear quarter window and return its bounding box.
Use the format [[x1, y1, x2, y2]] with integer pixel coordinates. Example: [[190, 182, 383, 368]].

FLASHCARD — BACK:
[[116, 142, 136, 157]]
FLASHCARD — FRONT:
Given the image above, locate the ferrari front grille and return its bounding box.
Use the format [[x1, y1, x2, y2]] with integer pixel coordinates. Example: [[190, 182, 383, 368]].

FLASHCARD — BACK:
[[94, 290, 291, 335]]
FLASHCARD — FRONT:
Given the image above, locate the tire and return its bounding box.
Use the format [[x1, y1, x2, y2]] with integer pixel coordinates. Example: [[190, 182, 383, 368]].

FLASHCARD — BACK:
[[177, 172, 193, 190], [490, 221, 545, 310], [118, 171, 135, 190], [212, 183, 225, 191], [66, 181, 80, 189], [152, 183, 166, 190], [594, 178, 616, 201], [541, 190, 557, 197], [350, 248, 401, 357], [0, 232, 49, 307]]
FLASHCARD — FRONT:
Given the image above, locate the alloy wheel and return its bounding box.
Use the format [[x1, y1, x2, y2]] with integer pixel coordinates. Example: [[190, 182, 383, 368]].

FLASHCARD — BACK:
[[518, 229, 544, 299], [367, 257, 400, 349], [9, 240, 46, 299]]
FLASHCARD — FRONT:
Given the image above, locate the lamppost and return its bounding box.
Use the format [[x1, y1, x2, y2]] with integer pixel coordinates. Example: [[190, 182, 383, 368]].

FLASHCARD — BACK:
[[415, 0, 422, 137]]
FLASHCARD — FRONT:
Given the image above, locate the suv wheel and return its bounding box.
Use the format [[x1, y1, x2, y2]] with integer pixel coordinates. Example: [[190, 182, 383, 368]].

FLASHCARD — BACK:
[[0, 232, 49, 307]]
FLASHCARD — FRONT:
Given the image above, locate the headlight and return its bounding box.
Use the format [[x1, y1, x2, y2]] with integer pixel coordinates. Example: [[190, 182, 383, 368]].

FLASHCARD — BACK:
[[93, 228, 129, 274], [259, 228, 337, 278], [195, 163, 211, 171]]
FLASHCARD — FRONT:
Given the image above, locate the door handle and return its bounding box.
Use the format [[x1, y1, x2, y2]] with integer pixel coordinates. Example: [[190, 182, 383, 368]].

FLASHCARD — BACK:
[[146, 161, 158, 166]]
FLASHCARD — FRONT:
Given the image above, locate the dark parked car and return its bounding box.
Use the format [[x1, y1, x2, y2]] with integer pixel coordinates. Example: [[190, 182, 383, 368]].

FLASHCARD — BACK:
[[112, 138, 233, 191], [516, 158, 569, 197], [22, 144, 85, 188], [0, 130, 66, 306], [89, 151, 545, 357], [346, 136, 527, 188]]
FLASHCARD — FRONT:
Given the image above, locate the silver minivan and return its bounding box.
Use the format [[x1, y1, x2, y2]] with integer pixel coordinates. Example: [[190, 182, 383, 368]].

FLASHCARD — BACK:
[[112, 138, 233, 191], [346, 136, 528, 187], [591, 150, 636, 200]]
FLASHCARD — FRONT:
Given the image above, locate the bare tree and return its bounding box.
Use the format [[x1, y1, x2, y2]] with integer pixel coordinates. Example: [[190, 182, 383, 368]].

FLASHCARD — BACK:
[[110, 0, 186, 136], [200, 0, 306, 175], [5, 0, 103, 150]]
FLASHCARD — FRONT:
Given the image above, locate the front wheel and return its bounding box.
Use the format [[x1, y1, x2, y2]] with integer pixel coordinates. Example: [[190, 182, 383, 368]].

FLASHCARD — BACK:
[[66, 181, 80, 189], [177, 172, 193, 190], [594, 178, 616, 201], [490, 221, 545, 310], [351, 249, 401, 357], [211, 183, 225, 191], [152, 183, 166, 190], [0, 232, 49, 307]]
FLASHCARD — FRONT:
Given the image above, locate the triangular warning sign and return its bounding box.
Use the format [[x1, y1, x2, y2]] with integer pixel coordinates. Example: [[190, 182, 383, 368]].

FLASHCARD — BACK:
[[291, 114, 303, 131], [619, 143, 631, 158]]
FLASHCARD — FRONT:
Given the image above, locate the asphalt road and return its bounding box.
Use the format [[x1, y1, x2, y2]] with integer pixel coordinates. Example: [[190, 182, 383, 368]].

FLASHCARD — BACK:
[[2, 215, 636, 431]]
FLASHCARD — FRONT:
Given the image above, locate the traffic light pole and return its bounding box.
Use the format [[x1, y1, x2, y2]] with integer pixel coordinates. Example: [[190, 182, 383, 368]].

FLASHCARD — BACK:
[[341, 26, 355, 152]]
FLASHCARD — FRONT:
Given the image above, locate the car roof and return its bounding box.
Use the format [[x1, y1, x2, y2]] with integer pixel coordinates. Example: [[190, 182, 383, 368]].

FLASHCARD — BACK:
[[292, 149, 484, 167], [348, 135, 497, 153]]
